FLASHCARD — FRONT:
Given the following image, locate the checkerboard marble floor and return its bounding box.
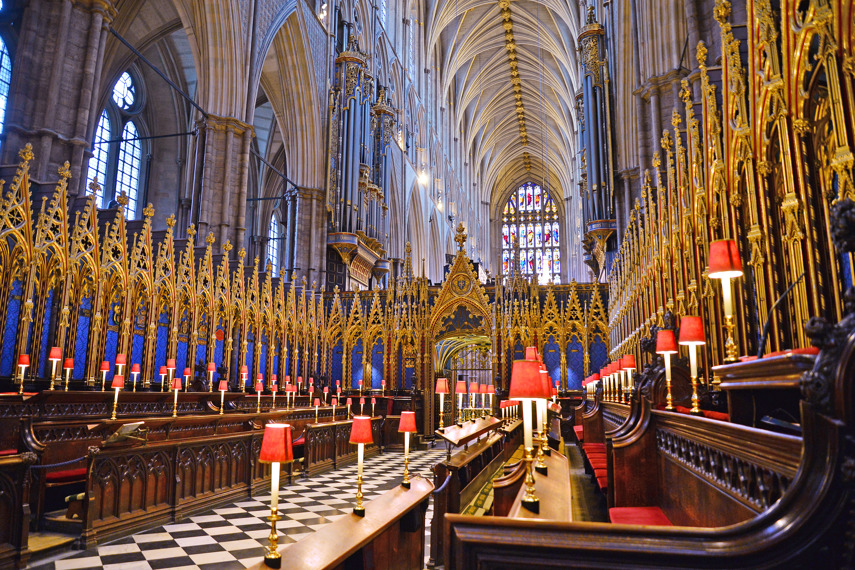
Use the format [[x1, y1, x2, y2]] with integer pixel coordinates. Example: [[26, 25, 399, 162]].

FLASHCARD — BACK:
[[38, 449, 447, 570]]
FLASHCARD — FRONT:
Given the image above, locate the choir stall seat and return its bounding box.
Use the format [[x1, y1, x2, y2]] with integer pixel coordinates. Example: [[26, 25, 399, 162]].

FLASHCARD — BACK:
[[609, 506, 673, 526]]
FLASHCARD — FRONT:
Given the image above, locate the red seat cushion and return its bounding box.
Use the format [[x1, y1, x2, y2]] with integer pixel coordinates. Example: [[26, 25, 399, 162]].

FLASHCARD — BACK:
[[0, 449, 17, 456], [45, 468, 87, 483], [573, 425, 584, 434], [595, 476, 608, 491], [609, 506, 673, 526], [702, 410, 730, 422], [583, 443, 605, 450]]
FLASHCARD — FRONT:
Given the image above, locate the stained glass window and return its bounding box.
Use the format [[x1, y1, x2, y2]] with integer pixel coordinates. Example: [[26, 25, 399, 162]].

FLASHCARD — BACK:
[[117, 121, 141, 215], [268, 216, 281, 274], [86, 71, 146, 218], [0, 36, 10, 151], [500, 181, 561, 282], [87, 111, 111, 207], [112, 72, 136, 110]]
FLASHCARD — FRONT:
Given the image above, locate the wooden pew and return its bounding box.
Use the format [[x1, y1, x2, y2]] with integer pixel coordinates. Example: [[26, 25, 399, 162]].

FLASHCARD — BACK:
[[441, 307, 855, 567], [0, 452, 34, 570], [429, 418, 520, 568], [246, 474, 434, 570], [303, 417, 382, 476], [21, 405, 344, 545]]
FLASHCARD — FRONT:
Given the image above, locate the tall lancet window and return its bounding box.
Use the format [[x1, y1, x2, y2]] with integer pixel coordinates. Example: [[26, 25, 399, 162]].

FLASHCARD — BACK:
[[0, 35, 12, 151], [501, 182, 561, 282], [85, 71, 148, 218], [268, 215, 282, 274]]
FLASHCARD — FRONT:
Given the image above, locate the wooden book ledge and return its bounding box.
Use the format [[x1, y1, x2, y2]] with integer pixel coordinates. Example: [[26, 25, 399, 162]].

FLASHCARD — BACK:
[[248, 475, 433, 570]]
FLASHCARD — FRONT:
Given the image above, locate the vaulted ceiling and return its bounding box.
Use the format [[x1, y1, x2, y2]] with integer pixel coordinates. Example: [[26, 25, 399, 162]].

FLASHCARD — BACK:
[[426, 0, 582, 207]]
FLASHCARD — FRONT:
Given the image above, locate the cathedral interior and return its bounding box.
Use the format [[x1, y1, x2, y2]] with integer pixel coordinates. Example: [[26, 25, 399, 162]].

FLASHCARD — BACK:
[[0, 0, 853, 568]]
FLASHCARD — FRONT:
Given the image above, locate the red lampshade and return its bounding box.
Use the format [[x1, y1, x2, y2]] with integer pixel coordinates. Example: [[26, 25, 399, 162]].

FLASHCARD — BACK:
[[708, 239, 743, 279], [285, 375, 291, 384], [436, 378, 449, 394], [167, 359, 176, 368], [679, 316, 706, 345], [509, 360, 549, 399], [323, 386, 329, 393], [480, 384, 489, 394], [159, 365, 167, 375], [314, 398, 321, 407], [309, 377, 314, 385], [359, 397, 365, 404], [171, 377, 182, 390], [255, 381, 264, 392], [358, 379, 363, 386], [259, 423, 293, 463], [100, 360, 110, 372], [622, 354, 636, 371], [349, 416, 373, 444], [552, 387, 558, 396], [272, 383, 278, 391], [371, 397, 376, 404], [184, 368, 191, 377], [207, 362, 216, 372], [331, 397, 338, 406], [399, 411, 417, 433], [336, 380, 341, 386], [111, 375, 124, 389], [455, 380, 467, 394], [539, 370, 551, 395], [297, 376, 302, 384], [591, 373, 600, 382], [346, 397, 353, 405], [49, 347, 61, 361], [116, 354, 127, 366], [63, 358, 74, 370], [218, 380, 229, 391], [240, 365, 248, 375], [272, 374, 277, 384], [131, 363, 140, 374], [656, 330, 678, 354], [525, 346, 540, 361], [381, 380, 386, 387], [257, 373, 263, 382]]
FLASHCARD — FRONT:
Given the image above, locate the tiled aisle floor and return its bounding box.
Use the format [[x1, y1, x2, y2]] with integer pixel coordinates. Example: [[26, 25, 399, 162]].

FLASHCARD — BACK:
[[38, 449, 447, 570]]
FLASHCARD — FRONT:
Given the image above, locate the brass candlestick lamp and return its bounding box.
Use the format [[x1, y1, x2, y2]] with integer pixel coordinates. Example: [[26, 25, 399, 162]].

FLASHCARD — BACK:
[[708, 240, 743, 364]]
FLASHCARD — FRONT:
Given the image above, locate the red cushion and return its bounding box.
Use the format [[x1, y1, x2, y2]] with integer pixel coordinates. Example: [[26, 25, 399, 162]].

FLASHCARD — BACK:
[[0, 449, 17, 456], [45, 468, 87, 483], [583, 443, 605, 449], [595, 476, 608, 491], [675, 406, 693, 415], [702, 410, 730, 422], [609, 506, 673, 526], [573, 425, 584, 434], [292, 435, 305, 446]]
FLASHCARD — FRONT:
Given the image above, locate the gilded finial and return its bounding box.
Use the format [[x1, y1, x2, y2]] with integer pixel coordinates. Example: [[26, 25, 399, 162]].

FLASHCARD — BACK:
[[116, 191, 129, 207], [454, 222, 467, 251], [88, 177, 102, 196], [58, 161, 71, 181], [223, 240, 233, 253], [186, 224, 196, 238], [166, 214, 176, 228], [238, 247, 246, 260], [206, 232, 215, 245], [19, 144, 34, 163], [680, 79, 692, 104], [143, 203, 155, 219]]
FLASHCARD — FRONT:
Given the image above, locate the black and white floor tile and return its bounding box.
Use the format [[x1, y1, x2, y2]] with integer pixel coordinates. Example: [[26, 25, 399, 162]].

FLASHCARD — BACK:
[[39, 449, 447, 570]]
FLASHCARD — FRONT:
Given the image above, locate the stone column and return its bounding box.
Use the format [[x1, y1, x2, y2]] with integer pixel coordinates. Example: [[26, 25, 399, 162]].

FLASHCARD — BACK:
[[3, 0, 116, 190], [291, 186, 326, 285], [192, 114, 253, 249]]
